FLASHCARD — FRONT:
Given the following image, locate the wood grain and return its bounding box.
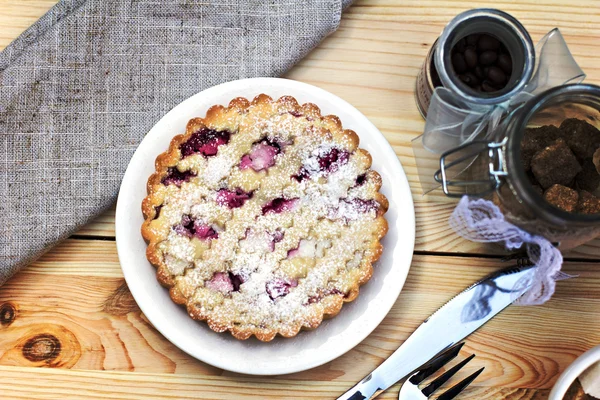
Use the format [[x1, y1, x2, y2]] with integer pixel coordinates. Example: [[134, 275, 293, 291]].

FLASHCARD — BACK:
[[0, 365, 552, 399], [2, 241, 599, 397], [2, 0, 600, 399]]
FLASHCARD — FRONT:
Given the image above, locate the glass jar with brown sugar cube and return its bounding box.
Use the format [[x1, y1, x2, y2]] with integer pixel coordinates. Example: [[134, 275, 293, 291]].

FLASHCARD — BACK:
[[438, 84, 600, 250]]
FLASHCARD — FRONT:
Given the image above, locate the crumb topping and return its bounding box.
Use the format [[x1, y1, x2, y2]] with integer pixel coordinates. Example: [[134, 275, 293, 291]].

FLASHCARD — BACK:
[[142, 95, 388, 341]]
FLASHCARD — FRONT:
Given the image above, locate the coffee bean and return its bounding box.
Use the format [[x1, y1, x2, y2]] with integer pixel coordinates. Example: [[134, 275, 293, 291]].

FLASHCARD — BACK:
[[458, 72, 480, 88], [487, 66, 506, 84], [454, 38, 466, 53], [482, 81, 498, 92], [448, 33, 511, 94], [466, 34, 479, 46], [464, 47, 478, 68], [464, 72, 480, 86], [498, 53, 512, 74], [478, 34, 500, 51], [458, 74, 471, 85], [474, 65, 485, 80], [451, 52, 467, 73], [479, 50, 498, 66]]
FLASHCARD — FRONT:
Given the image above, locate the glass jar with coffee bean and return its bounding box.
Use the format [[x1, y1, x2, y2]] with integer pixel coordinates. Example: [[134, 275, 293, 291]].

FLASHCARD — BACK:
[[415, 8, 535, 117], [451, 33, 512, 93]]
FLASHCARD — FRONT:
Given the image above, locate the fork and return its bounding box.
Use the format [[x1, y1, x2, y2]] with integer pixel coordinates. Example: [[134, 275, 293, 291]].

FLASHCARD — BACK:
[[398, 343, 484, 400]]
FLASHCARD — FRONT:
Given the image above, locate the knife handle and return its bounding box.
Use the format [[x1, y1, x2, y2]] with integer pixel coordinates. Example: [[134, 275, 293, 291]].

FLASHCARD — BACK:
[[336, 374, 385, 400]]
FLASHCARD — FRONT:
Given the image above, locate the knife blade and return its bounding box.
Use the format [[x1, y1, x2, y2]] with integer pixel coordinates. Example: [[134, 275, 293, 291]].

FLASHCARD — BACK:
[[337, 264, 535, 400]]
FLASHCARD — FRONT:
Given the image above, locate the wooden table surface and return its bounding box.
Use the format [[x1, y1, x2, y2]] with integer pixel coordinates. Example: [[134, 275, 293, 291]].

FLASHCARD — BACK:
[[1, 1, 600, 399]]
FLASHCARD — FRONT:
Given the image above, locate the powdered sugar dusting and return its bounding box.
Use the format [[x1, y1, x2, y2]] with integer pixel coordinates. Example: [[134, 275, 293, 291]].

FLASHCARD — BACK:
[[204, 153, 235, 187], [161, 231, 196, 275], [145, 96, 387, 339]]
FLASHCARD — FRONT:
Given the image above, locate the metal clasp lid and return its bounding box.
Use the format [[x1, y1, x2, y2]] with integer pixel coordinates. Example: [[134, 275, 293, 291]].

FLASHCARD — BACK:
[[434, 137, 508, 198]]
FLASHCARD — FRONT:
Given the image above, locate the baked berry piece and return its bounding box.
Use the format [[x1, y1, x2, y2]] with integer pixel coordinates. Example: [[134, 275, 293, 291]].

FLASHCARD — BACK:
[[142, 95, 388, 342]]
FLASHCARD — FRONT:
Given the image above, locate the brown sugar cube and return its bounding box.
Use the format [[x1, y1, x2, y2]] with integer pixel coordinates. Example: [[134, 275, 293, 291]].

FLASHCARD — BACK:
[[560, 118, 600, 160], [577, 190, 600, 215], [594, 147, 600, 174], [543, 184, 579, 212], [520, 125, 561, 170], [564, 378, 595, 400], [531, 138, 582, 189], [576, 159, 600, 192]]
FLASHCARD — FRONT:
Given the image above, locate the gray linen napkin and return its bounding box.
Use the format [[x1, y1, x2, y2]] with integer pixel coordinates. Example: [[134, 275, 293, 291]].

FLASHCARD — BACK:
[[0, 0, 351, 285]]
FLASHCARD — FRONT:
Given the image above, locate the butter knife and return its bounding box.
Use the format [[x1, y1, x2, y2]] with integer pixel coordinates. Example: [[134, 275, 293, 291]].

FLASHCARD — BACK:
[[337, 264, 535, 400]]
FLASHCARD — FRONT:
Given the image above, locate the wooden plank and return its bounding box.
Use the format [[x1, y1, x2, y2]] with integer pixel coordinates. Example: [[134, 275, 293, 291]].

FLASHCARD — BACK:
[[75, 206, 117, 239], [5, 0, 598, 257], [0, 365, 550, 399], [3, 241, 600, 394], [71, 5, 600, 258], [0, 1, 58, 48], [76, 201, 600, 259], [23, 239, 121, 277]]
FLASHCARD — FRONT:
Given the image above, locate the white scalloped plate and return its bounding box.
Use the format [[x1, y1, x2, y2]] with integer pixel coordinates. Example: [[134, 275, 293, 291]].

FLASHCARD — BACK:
[[115, 78, 415, 375]]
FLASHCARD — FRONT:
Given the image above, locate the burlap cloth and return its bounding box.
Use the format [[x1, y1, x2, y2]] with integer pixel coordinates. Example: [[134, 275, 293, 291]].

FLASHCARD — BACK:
[[0, 0, 351, 285]]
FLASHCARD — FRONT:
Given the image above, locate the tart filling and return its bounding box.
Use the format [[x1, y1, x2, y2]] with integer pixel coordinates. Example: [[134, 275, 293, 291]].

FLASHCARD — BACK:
[[142, 95, 388, 341]]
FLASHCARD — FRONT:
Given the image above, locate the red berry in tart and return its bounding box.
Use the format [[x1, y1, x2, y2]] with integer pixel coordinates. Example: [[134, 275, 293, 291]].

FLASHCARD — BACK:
[[180, 127, 230, 157], [216, 188, 252, 208], [239, 140, 281, 171], [173, 215, 219, 240], [205, 272, 234, 294], [266, 278, 298, 300], [162, 168, 196, 186], [262, 197, 299, 214], [142, 95, 388, 342]]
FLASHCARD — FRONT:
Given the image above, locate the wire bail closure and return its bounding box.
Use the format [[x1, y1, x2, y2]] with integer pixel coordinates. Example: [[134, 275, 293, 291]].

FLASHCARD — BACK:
[[434, 137, 508, 197], [413, 24, 585, 196]]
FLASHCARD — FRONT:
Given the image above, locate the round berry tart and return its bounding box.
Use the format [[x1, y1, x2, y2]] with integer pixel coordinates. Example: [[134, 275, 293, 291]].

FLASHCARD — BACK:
[[141, 94, 388, 342]]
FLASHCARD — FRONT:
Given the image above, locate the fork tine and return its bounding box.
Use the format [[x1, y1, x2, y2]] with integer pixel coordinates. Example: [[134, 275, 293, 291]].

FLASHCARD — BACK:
[[436, 367, 485, 400], [421, 354, 476, 397], [409, 342, 465, 385]]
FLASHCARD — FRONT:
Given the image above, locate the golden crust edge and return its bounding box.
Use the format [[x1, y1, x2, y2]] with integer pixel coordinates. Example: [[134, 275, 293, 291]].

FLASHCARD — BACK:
[[139, 94, 389, 342]]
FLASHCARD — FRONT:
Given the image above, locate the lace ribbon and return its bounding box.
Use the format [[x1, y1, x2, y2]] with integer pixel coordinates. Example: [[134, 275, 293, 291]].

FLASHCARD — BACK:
[[450, 196, 573, 305], [413, 28, 585, 194]]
